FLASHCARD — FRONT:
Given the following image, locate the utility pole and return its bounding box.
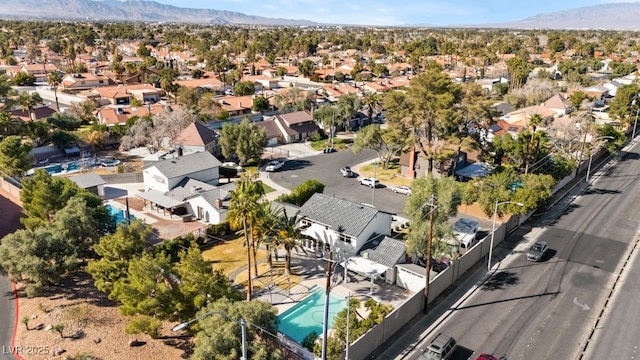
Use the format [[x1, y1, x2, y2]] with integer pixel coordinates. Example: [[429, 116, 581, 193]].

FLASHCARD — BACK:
[[424, 195, 436, 314], [321, 251, 333, 360]]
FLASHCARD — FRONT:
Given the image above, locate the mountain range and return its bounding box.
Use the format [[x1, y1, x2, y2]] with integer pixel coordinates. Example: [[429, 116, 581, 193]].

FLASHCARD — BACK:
[[0, 0, 638, 29]]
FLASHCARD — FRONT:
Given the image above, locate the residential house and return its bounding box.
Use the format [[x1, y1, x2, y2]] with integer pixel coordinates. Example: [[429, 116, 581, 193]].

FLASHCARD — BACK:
[[254, 118, 284, 146], [171, 122, 220, 156], [61, 72, 115, 92], [138, 152, 231, 224], [21, 63, 59, 83], [544, 93, 574, 117], [88, 86, 133, 106], [11, 105, 56, 122], [264, 110, 320, 143], [96, 103, 167, 127], [297, 193, 392, 257], [217, 95, 254, 117], [175, 73, 225, 92], [502, 105, 557, 127], [126, 84, 163, 103], [142, 151, 221, 193]]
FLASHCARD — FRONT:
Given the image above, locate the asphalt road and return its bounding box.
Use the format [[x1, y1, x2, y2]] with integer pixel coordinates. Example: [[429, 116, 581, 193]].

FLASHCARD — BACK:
[[267, 148, 410, 216], [0, 275, 16, 360], [402, 144, 640, 360]]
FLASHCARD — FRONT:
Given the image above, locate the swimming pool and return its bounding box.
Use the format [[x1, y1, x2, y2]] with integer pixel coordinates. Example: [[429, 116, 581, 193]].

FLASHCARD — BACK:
[[105, 204, 136, 224], [278, 285, 347, 343]]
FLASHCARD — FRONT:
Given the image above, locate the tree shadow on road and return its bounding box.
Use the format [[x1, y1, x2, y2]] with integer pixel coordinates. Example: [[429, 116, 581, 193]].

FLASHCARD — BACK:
[[481, 271, 519, 291]]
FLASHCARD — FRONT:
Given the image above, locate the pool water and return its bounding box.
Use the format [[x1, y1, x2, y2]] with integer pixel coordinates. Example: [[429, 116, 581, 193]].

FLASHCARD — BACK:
[[105, 204, 136, 224], [278, 285, 347, 343]]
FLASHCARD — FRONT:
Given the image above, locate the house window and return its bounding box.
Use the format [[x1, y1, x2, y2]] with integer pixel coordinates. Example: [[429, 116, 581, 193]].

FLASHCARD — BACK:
[[338, 234, 351, 244]]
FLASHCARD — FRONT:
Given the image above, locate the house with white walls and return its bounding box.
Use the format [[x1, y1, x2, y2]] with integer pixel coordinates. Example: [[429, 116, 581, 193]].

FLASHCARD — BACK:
[[297, 193, 392, 257]]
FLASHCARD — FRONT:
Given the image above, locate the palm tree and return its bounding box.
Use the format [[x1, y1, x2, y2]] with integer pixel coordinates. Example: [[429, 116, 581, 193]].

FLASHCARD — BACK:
[[254, 203, 281, 270], [226, 173, 264, 301], [0, 112, 24, 136], [313, 105, 337, 147], [363, 93, 383, 126], [524, 113, 543, 174], [18, 92, 42, 122], [47, 72, 61, 112], [275, 209, 304, 275]]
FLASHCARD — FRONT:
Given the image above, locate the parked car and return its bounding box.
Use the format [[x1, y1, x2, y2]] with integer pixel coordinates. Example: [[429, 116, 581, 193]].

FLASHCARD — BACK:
[[475, 355, 498, 360], [265, 160, 285, 172], [391, 185, 412, 195], [323, 147, 336, 153], [358, 177, 380, 188], [221, 162, 244, 172], [527, 241, 548, 262], [421, 333, 457, 360], [340, 166, 353, 177]]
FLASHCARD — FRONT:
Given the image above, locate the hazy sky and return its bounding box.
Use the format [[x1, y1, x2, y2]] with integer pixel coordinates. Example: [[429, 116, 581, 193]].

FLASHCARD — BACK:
[[148, 0, 640, 26]]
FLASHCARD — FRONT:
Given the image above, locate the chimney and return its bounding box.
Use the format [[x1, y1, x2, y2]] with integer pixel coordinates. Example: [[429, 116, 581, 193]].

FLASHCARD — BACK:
[[215, 198, 223, 208]]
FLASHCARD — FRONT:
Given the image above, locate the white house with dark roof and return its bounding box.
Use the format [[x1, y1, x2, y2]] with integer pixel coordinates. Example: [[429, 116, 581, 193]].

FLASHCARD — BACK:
[[297, 193, 392, 257], [138, 152, 232, 224], [142, 151, 221, 193]]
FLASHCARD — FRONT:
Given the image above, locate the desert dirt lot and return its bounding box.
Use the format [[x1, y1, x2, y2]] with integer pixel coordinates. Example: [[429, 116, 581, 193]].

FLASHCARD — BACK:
[[0, 189, 189, 360]]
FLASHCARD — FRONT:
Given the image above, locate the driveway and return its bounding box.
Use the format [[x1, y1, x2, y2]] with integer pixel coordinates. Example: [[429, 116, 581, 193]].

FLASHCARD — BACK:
[[267, 148, 410, 216]]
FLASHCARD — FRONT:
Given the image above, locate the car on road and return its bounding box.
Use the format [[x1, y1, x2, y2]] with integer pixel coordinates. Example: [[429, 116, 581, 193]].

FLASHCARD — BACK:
[[358, 177, 380, 188], [323, 147, 336, 153], [340, 166, 353, 177], [265, 160, 285, 172], [421, 333, 457, 359], [391, 185, 412, 195], [475, 355, 498, 360], [527, 241, 548, 262]]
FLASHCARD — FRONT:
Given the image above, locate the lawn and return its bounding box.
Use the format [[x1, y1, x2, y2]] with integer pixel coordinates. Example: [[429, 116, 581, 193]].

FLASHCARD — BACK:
[[310, 137, 350, 151], [201, 236, 301, 292], [358, 160, 414, 187]]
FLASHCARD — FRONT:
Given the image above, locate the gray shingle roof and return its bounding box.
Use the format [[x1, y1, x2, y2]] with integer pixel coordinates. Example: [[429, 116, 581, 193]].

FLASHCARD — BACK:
[[147, 151, 221, 179], [68, 173, 105, 189], [358, 234, 407, 268], [298, 193, 379, 238]]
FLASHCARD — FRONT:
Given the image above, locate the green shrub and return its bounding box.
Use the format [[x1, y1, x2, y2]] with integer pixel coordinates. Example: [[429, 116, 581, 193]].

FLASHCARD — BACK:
[[301, 331, 318, 351], [276, 179, 325, 206], [126, 316, 163, 339], [207, 222, 230, 238]]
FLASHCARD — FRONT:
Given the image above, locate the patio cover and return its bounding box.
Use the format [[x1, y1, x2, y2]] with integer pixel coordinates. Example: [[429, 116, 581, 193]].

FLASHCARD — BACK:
[[137, 189, 185, 209], [343, 256, 389, 279]]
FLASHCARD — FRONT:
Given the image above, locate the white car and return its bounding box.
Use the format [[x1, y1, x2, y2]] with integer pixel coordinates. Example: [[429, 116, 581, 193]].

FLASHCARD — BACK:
[[391, 186, 412, 195], [265, 160, 285, 172], [358, 177, 380, 188], [221, 162, 244, 172]]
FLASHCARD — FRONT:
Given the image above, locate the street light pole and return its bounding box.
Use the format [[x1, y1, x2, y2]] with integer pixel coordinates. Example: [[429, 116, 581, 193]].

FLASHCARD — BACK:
[[372, 162, 378, 206], [488, 201, 524, 272], [172, 311, 248, 360], [586, 136, 614, 182]]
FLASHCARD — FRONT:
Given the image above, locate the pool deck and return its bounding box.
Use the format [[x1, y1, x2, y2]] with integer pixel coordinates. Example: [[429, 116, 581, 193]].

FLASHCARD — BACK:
[[253, 250, 414, 316]]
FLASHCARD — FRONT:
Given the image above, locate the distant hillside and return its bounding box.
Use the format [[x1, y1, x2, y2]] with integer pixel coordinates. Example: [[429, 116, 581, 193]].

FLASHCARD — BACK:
[[0, 0, 318, 26], [482, 2, 640, 30], [0, 0, 638, 29]]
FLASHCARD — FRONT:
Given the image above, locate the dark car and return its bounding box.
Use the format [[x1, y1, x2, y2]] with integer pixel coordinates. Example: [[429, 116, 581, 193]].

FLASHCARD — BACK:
[[527, 241, 548, 262], [323, 147, 336, 153]]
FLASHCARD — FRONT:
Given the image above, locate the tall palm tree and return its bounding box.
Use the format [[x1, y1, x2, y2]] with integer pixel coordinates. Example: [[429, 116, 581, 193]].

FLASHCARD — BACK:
[[226, 173, 264, 301], [276, 209, 304, 275], [524, 113, 543, 174], [254, 203, 281, 270], [47, 72, 61, 112]]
